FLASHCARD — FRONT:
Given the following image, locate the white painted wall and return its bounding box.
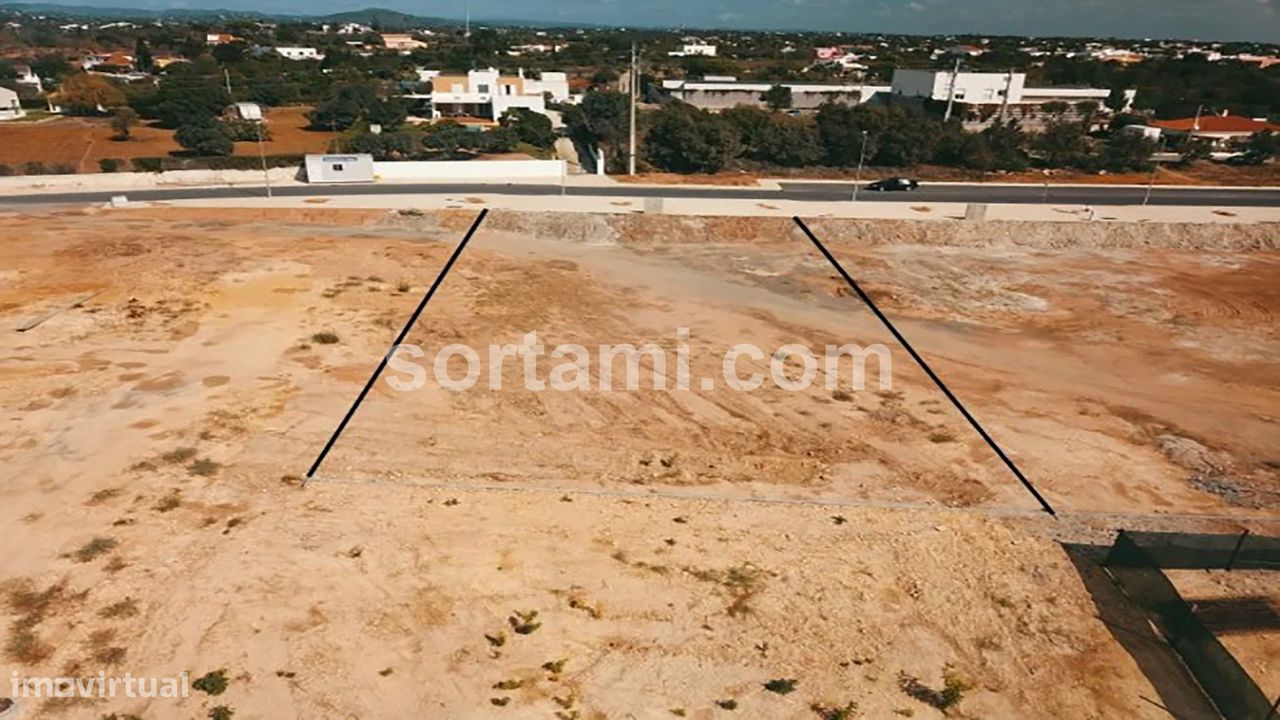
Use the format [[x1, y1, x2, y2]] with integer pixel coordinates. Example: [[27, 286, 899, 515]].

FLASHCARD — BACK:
[[892, 69, 1026, 103], [0, 167, 300, 194]]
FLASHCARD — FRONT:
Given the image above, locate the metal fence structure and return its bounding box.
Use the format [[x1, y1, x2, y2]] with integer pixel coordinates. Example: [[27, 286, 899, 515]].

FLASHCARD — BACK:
[[1104, 530, 1279, 720]]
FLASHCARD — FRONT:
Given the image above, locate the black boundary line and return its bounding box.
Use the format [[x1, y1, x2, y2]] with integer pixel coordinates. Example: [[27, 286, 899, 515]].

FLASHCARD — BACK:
[[792, 216, 1057, 517], [303, 209, 489, 486]]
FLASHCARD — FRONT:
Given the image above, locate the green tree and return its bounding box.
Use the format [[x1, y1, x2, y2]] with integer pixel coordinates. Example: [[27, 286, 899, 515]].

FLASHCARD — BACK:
[[642, 102, 739, 173], [479, 125, 518, 153], [590, 68, 618, 88], [53, 73, 125, 115], [761, 84, 792, 112], [109, 106, 138, 140], [725, 105, 821, 167], [1102, 132, 1157, 172], [346, 130, 419, 160], [421, 120, 473, 156], [134, 39, 153, 72], [563, 90, 629, 171], [145, 74, 230, 128], [1104, 87, 1130, 114], [815, 102, 883, 166], [1035, 120, 1092, 168], [1242, 130, 1278, 165], [500, 108, 555, 148], [1041, 101, 1070, 118], [212, 42, 249, 66], [308, 83, 405, 131], [980, 120, 1030, 171], [175, 121, 233, 156], [1177, 136, 1213, 166]]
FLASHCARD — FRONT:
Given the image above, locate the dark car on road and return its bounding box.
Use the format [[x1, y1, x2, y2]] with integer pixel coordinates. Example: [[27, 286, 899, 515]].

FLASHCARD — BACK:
[[864, 177, 920, 192]]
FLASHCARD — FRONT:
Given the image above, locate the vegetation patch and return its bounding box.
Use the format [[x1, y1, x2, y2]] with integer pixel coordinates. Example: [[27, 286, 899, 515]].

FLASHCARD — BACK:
[[193, 669, 230, 696]]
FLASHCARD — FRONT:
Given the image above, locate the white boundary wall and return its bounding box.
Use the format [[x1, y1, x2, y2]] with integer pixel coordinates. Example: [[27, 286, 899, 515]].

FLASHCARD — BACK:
[[372, 160, 564, 182], [0, 168, 301, 194]]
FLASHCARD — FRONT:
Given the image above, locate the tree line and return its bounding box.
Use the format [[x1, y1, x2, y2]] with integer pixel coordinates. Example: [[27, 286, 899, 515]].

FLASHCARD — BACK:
[[567, 90, 1278, 175]]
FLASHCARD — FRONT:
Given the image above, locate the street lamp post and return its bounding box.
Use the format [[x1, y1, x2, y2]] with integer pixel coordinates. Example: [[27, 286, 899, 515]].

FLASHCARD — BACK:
[[256, 120, 272, 200], [1143, 137, 1166, 207], [852, 131, 868, 202]]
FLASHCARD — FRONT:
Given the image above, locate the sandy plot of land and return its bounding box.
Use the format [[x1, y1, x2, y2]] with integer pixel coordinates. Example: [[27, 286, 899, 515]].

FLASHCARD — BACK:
[[0, 207, 1277, 719], [0, 107, 335, 173], [1166, 567, 1280, 694]]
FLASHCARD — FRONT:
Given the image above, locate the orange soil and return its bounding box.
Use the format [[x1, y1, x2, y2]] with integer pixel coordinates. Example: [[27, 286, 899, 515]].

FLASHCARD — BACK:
[[0, 106, 335, 172]]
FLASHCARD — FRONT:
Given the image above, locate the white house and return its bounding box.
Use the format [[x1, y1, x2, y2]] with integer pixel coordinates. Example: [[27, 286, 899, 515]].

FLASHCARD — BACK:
[[274, 46, 322, 61], [405, 67, 563, 122], [14, 64, 43, 93], [669, 43, 717, 57], [380, 33, 427, 51], [0, 87, 25, 121], [523, 71, 570, 102], [334, 22, 372, 34]]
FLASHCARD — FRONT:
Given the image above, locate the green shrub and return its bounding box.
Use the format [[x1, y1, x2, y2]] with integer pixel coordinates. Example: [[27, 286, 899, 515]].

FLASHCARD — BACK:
[[193, 669, 229, 696], [133, 157, 163, 173], [99, 158, 123, 173], [72, 537, 117, 562]]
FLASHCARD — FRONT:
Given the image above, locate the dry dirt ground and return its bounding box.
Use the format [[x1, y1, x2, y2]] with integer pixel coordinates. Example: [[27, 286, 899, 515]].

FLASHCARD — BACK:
[[0, 208, 1277, 719], [0, 107, 334, 173]]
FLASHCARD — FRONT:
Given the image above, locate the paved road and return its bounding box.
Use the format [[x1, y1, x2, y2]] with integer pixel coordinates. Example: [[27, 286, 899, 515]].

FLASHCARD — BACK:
[[2, 180, 1279, 207]]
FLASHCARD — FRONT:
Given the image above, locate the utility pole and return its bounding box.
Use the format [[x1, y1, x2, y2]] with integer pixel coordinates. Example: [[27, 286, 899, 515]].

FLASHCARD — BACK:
[[223, 68, 232, 97], [628, 42, 637, 176], [943, 57, 961, 123], [852, 130, 868, 202], [999, 68, 1013, 120]]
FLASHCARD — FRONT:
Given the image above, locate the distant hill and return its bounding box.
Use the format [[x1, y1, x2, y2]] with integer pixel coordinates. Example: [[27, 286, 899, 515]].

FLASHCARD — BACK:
[[319, 7, 453, 30], [0, 2, 600, 28], [0, 1, 274, 20]]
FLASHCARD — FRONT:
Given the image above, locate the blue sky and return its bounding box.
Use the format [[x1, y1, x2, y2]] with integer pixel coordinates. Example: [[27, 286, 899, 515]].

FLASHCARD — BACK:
[[21, 0, 1280, 41]]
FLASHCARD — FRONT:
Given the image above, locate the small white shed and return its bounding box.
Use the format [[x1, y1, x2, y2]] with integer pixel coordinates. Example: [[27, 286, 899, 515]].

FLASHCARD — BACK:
[[0, 87, 25, 121], [305, 154, 375, 184]]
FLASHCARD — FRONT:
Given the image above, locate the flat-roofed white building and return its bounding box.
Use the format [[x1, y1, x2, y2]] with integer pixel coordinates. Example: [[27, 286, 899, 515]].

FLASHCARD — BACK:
[[890, 69, 1134, 111], [305, 153, 375, 183], [274, 46, 322, 61], [669, 43, 717, 57]]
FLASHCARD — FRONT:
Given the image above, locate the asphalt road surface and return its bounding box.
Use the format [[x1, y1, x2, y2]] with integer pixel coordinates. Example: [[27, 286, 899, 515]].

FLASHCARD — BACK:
[[2, 181, 1279, 207]]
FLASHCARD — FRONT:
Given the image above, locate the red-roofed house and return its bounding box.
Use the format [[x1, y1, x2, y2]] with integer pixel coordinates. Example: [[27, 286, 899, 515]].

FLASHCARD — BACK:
[[1151, 113, 1280, 146]]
